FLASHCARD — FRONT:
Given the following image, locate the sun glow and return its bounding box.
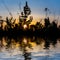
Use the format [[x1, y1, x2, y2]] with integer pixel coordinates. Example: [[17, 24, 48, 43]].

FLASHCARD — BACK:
[[23, 24, 27, 29]]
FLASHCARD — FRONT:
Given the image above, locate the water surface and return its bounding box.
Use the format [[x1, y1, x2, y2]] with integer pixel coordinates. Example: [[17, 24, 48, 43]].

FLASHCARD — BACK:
[[0, 36, 60, 60]]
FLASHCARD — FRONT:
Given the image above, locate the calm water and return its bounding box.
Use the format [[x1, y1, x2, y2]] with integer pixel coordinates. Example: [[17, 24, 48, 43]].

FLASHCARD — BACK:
[[0, 36, 60, 60]]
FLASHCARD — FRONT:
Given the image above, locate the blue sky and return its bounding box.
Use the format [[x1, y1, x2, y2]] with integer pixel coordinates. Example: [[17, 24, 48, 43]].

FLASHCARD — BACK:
[[0, 0, 60, 23]]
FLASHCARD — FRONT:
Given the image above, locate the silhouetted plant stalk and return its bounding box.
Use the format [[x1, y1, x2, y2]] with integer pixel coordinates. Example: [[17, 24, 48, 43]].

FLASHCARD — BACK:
[[0, 1, 60, 37]]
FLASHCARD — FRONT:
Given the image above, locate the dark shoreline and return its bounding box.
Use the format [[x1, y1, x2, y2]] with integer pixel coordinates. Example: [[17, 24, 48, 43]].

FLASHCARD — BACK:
[[0, 28, 60, 38]]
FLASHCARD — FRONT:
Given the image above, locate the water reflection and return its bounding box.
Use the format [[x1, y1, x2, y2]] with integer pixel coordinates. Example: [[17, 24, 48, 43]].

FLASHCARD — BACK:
[[0, 36, 60, 60]]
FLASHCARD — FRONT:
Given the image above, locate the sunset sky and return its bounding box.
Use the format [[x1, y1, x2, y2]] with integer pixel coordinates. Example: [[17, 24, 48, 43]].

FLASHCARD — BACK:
[[0, 0, 60, 24]]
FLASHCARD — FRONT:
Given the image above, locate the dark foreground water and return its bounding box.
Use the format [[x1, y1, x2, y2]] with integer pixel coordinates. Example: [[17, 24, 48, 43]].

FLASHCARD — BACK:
[[0, 36, 60, 60]]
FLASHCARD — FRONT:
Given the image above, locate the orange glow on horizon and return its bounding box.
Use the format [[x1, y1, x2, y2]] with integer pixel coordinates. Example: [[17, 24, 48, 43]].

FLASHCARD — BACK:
[[1, 14, 60, 25]]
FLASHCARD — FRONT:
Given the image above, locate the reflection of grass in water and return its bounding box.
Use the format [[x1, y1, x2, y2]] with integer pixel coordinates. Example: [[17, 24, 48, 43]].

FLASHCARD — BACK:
[[0, 36, 59, 52], [0, 37, 60, 60]]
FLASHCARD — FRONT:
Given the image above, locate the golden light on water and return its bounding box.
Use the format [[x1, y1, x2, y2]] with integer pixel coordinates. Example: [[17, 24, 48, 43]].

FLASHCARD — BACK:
[[23, 38, 27, 44]]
